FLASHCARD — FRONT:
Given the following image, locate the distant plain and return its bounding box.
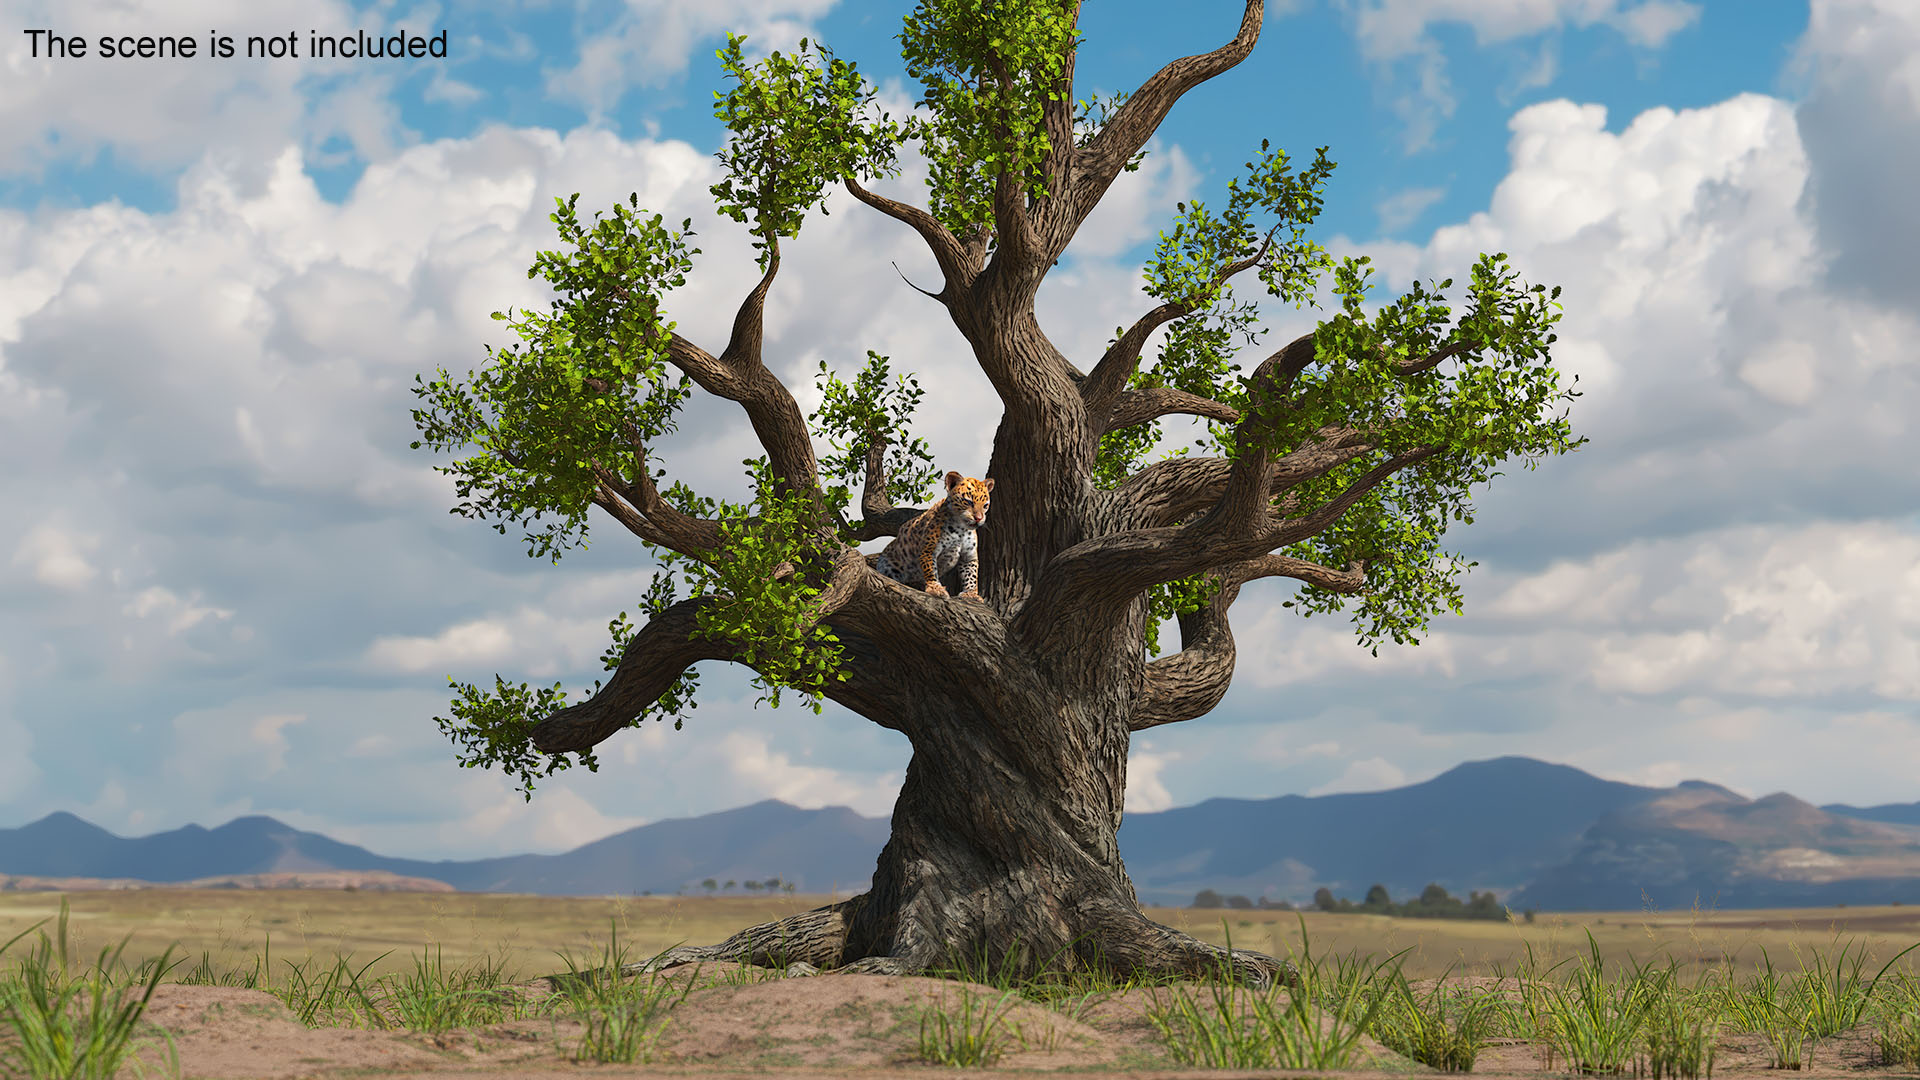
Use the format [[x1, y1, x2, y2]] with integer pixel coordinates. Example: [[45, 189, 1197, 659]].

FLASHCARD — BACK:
[[3, 890, 1918, 985]]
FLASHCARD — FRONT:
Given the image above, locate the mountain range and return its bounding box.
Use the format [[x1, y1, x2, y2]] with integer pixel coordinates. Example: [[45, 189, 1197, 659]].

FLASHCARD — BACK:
[[4, 756, 1917, 910]]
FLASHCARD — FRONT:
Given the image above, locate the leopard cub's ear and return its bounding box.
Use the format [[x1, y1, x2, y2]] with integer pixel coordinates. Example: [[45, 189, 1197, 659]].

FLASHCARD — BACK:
[[945, 470, 962, 491], [983, 478, 995, 492]]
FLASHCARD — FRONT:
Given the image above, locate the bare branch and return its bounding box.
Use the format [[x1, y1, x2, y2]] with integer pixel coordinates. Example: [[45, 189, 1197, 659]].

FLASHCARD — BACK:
[[1129, 552, 1367, 732], [1060, 0, 1262, 250], [1237, 553, 1368, 592], [891, 261, 941, 299], [1104, 387, 1240, 433], [530, 550, 923, 754], [1018, 442, 1437, 654], [1082, 302, 1183, 411], [585, 459, 723, 559], [1130, 573, 1243, 732], [844, 177, 978, 296]]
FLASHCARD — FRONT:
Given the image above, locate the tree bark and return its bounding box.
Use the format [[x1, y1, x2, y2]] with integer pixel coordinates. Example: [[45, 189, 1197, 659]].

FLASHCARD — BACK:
[[539, 647, 1292, 990]]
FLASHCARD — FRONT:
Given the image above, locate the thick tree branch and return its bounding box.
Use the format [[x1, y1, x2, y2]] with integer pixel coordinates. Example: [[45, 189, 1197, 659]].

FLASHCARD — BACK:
[[1104, 387, 1241, 433], [861, 437, 891, 518], [1113, 427, 1372, 530], [847, 507, 922, 542], [1130, 553, 1367, 732], [585, 459, 723, 559], [530, 551, 916, 754], [1017, 443, 1437, 655], [1061, 0, 1262, 251], [1082, 302, 1183, 411], [1129, 575, 1243, 733], [843, 177, 978, 296], [1395, 338, 1471, 377]]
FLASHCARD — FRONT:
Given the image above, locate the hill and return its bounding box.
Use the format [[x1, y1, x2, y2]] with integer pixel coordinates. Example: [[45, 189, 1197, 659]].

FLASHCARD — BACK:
[[0, 801, 890, 897], [1115, 755, 1668, 905], [1511, 786, 1920, 911], [4, 757, 1915, 909]]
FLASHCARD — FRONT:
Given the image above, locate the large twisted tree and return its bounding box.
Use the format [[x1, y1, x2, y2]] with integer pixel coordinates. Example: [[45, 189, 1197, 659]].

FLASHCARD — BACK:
[[410, 0, 1584, 988]]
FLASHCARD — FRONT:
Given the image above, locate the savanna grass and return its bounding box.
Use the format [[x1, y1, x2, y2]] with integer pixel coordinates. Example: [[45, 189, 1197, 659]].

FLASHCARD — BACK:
[[1634, 976, 1718, 1079], [0, 898, 181, 1080], [5, 898, 1919, 1078], [1869, 972, 1920, 1069], [1536, 934, 1668, 1074], [545, 920, 695, 1064], [1144, 920, 1399, 1070], [1366, 962, 1501, 1071], [915, 986, 1019, 1066]]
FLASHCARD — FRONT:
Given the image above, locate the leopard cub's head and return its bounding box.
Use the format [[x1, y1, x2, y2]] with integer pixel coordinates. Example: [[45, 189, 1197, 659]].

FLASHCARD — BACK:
[[940, 469, 993, 527]]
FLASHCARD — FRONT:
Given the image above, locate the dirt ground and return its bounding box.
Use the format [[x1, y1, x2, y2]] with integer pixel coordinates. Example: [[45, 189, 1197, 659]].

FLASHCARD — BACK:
[[97, 967, 1917, 1080]]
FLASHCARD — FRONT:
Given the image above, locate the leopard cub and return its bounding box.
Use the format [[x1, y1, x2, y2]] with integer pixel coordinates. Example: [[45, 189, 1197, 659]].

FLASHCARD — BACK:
[[873, 470, 993, 600]]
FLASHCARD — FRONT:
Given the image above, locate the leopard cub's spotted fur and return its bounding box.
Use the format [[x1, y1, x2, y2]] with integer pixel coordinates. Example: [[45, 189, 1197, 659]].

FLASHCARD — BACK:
[[874, 470, 994, 600]]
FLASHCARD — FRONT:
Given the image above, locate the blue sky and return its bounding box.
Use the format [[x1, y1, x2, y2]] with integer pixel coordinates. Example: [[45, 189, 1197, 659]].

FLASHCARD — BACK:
[[3, 0, 1917, 879]]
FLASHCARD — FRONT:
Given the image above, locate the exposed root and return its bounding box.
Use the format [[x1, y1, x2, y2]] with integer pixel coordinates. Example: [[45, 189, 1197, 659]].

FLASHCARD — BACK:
[[528, 893, 1297, 995], [533, 897, 859, 993], [831, 955, 924, 976], [1085, 907, 1301, 991]]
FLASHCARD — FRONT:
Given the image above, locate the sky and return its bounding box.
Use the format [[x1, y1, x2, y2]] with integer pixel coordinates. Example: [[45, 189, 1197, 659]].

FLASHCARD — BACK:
[[2, 0, 1916, 867]]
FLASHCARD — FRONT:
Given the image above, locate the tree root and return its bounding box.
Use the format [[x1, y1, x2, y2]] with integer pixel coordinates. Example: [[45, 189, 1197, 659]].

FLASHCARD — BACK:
[[529, 893, 1297, 994], [533, 897, 858, 993]]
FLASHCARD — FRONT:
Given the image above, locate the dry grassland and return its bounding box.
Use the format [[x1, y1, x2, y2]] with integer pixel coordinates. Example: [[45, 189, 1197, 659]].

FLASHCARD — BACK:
[[3, 889, 1918, 985]]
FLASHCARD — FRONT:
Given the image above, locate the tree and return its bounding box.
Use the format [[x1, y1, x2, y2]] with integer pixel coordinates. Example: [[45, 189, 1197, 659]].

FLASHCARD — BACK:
[[1313, 888, 1339, 913], [409, 0, 1583, 990], [1192, 889, 1225, 909], [702, 878, 718, 894], [1363, 884, 1390, 907]]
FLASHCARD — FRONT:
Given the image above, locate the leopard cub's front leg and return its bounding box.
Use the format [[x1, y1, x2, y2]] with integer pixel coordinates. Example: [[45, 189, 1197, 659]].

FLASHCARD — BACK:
[[958, 539, 983, 601], [919, 535, 949, 597]]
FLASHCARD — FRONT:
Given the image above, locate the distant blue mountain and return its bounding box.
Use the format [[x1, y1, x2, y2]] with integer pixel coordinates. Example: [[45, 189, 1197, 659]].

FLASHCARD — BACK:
[[1116, 755, 1667, 904], [1512, 787, 1920, 912], [0, 801, 891, 897], [5, 757, 1915, 909], [1824, 801, 1920, 827]]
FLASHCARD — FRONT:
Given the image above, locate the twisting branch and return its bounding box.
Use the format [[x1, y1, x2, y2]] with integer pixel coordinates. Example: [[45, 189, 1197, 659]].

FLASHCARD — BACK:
[[843, 177, 980, 296], [1082, 233, 1281, 416], [1113, 429, 1377, 530], [1104, 387, 1241, 433], [530, 551, 914, 755], [1017, 440, 1437, 656], [1056, 0, 1263, 254], [1129, 573, 1245, 733], [584, 460, 723, 559], [1130, 554, 1367, 732]]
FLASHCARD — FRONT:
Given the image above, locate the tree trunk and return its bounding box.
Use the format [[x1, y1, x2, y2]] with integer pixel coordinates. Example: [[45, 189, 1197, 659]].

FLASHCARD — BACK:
[[539, 666, 1294, 990]]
